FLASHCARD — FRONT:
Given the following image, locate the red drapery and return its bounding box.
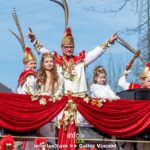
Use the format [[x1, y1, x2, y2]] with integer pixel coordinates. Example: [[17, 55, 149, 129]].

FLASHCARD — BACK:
[[0, 93, 67, 132], [0, 92, 150, 138], [74, 97, 150, 138]]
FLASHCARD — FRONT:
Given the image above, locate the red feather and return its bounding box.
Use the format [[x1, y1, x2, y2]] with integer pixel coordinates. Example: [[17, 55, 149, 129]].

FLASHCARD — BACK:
[[65, 27, 72, 37], [24, 47, 31, 53]]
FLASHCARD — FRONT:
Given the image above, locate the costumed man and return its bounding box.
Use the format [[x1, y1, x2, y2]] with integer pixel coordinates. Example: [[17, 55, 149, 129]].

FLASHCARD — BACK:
[[17, 47, 37, 94]]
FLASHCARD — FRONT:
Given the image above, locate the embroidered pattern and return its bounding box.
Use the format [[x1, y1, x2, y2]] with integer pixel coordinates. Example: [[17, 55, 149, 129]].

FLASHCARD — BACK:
[[62, 56, 77, 81]]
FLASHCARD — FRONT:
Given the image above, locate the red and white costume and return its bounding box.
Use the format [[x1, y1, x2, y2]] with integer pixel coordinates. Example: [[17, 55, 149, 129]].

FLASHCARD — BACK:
[[118, 75, 147, 90], [119, 63, 150, 90], [17, 69, 36, 94], [17, 47, 37, 95]]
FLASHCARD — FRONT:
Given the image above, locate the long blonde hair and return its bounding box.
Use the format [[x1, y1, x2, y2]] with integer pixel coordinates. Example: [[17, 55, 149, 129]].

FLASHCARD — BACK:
[[37, 52, 59, 94], [93, 65, 106, 84]]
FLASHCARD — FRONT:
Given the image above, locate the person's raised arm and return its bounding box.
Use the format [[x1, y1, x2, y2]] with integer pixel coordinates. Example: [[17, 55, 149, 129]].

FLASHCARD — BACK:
[[85, 33, 118, 65], [118, 69, 131, 90], [28, 28, 49, 54]]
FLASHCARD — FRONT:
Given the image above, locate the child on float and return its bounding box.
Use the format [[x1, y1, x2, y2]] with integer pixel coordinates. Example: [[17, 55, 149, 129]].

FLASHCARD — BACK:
[[17, 47, 37, 94], [90, 65, 120, 99]]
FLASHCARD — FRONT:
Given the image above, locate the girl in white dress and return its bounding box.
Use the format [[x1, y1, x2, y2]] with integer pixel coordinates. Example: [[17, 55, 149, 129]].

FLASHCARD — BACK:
[[90, 65, 119, 99]]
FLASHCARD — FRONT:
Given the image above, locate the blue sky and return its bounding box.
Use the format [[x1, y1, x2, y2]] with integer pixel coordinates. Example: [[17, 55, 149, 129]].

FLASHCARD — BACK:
[[0, 0, 139, 92]]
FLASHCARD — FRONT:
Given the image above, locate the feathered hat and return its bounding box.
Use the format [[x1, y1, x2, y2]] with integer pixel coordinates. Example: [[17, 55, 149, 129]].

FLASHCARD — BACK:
[[140, 62, 150, 80], [23, 47, 36, 63], [50, 0, 74, 45], [0, 135, 15, 150], [9, 8, 36, 64], [61, 27, 74, 45], [34, 137, 47, 150]]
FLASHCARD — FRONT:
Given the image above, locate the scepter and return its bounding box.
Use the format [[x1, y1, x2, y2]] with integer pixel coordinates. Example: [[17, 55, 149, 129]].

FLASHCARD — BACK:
[[126, 50, 140, 71], [117, 36, 145, 64]]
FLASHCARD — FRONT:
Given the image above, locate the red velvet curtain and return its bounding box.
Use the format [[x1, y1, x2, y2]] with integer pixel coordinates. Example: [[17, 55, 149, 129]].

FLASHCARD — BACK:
[[0, 93, 67, 132], [0, 93, 150, 138], [74, 97, 150, 138]]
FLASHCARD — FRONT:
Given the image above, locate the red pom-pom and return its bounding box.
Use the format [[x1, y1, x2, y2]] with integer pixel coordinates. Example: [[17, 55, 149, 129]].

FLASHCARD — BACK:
[[65, 27, 72, 37], [24, 47, 31, 53]]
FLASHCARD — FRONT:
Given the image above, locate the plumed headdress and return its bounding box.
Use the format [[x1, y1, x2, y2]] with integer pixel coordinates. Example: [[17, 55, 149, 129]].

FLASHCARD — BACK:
[[61, 26, 74, 45], [9, 8, 36, 64], [50, 0, 74, 45], [23, 47, 36, 63]]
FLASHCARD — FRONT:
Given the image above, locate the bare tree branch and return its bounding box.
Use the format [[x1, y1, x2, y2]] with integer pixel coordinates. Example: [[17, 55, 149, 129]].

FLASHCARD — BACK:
[[84, 0, 131, 14]]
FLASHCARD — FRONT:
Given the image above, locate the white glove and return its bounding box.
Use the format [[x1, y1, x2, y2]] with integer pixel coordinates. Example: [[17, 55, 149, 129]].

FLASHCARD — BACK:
[[123, 69, 131, 76]]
